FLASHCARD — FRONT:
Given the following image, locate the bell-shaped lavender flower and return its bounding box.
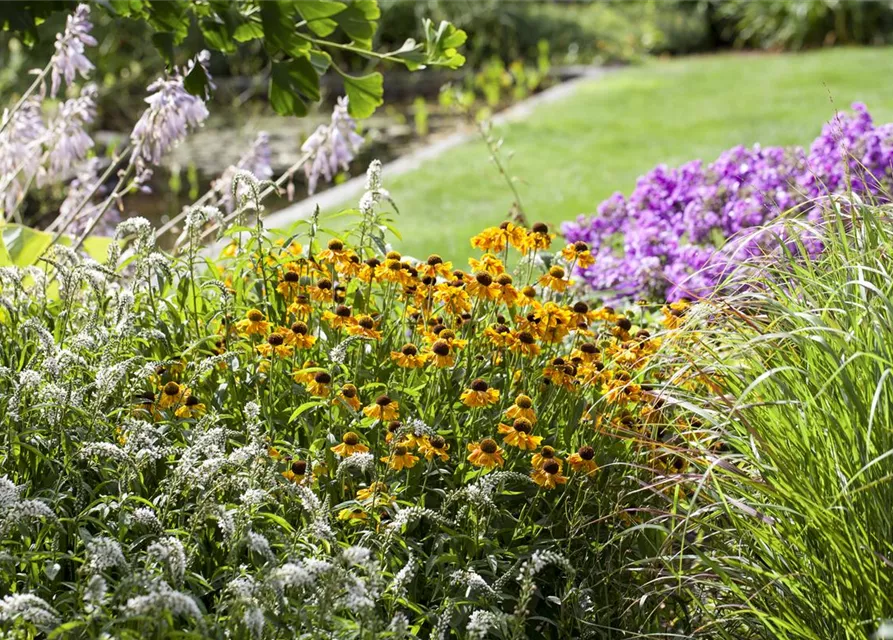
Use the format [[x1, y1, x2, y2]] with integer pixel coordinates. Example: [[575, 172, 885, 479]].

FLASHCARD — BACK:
[[40, 83, 96, 187], [50, 3, 97, 97], [130, 52, 211, 173], [212, 131, 274, 212], [302, 96, 365, 194], [0, 99, 47, 215]]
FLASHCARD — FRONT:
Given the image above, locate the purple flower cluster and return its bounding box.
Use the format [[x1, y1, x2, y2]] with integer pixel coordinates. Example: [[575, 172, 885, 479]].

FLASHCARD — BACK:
[[562, 103, 893, 300]]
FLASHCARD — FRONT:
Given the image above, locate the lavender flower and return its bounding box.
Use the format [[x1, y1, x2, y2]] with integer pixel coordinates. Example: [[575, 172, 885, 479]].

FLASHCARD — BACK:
[[302, 96, 365, 194], [50, 3, 97, 97], [130, 52, 211, 173], [213, 132, 274, 213], [0, 99, 46, 214], [41, 83, 97, 186]]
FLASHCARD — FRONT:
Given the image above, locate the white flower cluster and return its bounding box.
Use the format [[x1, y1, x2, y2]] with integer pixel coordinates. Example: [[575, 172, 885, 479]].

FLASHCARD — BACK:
[[85, 536, 127, 574], [121, 582, 203, 625], [0, 593, 60, 630], [0, 476, 56, 534], [466, 609, 504, 640], [146, 537, 187, 584]]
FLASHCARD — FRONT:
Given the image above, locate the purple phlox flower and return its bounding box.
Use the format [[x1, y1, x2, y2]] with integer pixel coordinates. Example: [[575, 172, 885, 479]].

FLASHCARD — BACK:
[[50, 3, 97, 97], [130, 52, 211, 173], [302, 96, 365, 194]]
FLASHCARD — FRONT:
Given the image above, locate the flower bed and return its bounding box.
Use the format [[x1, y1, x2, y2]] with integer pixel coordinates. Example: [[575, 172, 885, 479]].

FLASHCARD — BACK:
[[562, 103, 893, 300]]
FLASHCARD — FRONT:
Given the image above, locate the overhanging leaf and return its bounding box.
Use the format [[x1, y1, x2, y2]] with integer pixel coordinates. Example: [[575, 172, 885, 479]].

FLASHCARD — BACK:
[[295, 0, 346, 37], [340, 71, 383, 119], [270, 57, 320, 117]]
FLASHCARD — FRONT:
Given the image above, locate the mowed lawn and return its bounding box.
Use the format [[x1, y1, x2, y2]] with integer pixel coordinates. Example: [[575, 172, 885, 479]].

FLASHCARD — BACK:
[[325, 47, 893, 264]]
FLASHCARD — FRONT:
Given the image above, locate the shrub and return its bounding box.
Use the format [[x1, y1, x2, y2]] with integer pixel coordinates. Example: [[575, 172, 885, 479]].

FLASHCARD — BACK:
[[562, 103, 893, 301]]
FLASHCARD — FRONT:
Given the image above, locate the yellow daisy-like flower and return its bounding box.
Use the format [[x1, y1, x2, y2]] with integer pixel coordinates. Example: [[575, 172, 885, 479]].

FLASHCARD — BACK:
[[391, 343, 427, 368], [494, 273, 520, 306], [497, 418, 542, 450], [531, 445, 563, 470], [283, 321, 317, 349], [292, 360, 319, 385], [357, 482, 396, 508], [538, 265, 571, 292], [282, 459, 308, 483], [433, 283, 472, 315], [510, 331, 541, 357], [363, 395, 399, 422], [348, 315, 382, 340], [336, 383, 361, 411], [418, 435, 450, 461], [158, 381, 187, 409], [338, 507, 368, 522], [322, 305, 355, 330], [331, 431, 369, 457], [484, 323, 514, 348], [306, 371, 332, 398], [316, 238, 351, 266], [381, 443, 419, 471], [567, 445, 598, 474], [466, 271, 501, 301], [468, 253, 505, 276], [466, 438, 505, 469], [418, 254, 453, 280], [288, 293, 312, 318], [525, 222, 554, 251], [427, 339, 455, 368], [560, 240, 595, 268], [256, 332, 295, 358], [460, 378, 500, 408], [174, 393, 206, 419], [470, 222, 528, 253], [276, 269, 302, 299], [531, 459, 567, 489], [309, 278, 334, 302], [505, 394, 537, 424], [236, 309, 270, 336]]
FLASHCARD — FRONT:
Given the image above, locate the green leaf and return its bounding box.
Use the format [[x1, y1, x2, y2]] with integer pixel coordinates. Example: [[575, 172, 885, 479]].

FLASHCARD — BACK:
[[332, 0, 379, 50], [289, 401, 325, 422], [1, 224, 53, 267], [295, 0, 346, 37], [183, 60, 211, 97], [261, 0, 311, 57], [270, 58, 320, 117], [340, 71, 383, 119], [200, 16, 236, 53], [146, 0, 189, 44]]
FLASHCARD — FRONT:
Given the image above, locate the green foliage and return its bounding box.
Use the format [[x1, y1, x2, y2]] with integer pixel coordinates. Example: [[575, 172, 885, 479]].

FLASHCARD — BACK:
[[647, 201, 893, 638], [1, 0, 466, 119]]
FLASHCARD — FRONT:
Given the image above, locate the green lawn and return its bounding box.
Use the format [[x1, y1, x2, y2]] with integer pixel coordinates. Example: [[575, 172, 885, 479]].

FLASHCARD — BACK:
[[332, 47, 893, 264]]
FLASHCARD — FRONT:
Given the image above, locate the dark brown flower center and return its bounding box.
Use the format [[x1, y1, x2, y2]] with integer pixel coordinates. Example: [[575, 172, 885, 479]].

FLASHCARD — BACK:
[[480, 438, 498, 454], [548, 265, 565, 278], [341, 385, 357, 398], [358, 316, 375, 330], [540, 446, 555, 459], [292, 460, 308, 475], [543, 460, 560, 474], [518, 331, 535, 345], [247, 310, 264, 322], [186, 395, 200, 407], [316, 278, 332, 290], [432, 340, 450, 356], [291, 322, 308, 335], [616, 317, 632, 331], [267, 334, 284, 346], [386, 251, 401, 260], [573, 301, 589, 313], [283, 271, 300, 283], [515, 395, 533, 409], [532, 222, 549, 234], [163, 382, 180, 396], [474, 271, 492, 286], [314, 371, 331, 384], [394, 445, 408, 456], [580, 343, 597, 355], [496, 274, 513, 286], [343, 432, 359, 446], [573, 241, 589, 252], [327, 238, 343, 251], [513, 418, 532, 434], [470, 378, 489, 392], [401, 344, 418, 356], [427, 254, 443, 266], [579, 445, 595, 460], [375, 395, 392, 406], [335, 305, 352, 318], [430, 435, 446, 449]]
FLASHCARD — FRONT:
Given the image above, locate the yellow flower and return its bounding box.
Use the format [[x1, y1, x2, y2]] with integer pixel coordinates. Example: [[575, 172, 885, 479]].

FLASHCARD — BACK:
[[560, 240, 595, 268], [316, 238, 351, 266], [282, 459, 308, 483], [531, 460, 567, 489], [433, 283, 471, 316], [357, 482, 395, 508], [467, 438, 505, 469], [494, 273, 520, 306], [531, 445, 563, 469], [509, 331, 541, 357], [283, 321, 317, 349], [538, 265, 571, 292], [336, 383, 361, 411], [236, 309, 270, 336], [306, 371, 332, 398], [338, 507, 368, 522], [567, 445, 598, 474], [418, 254, 453, 280], [468, 253, 505, 276], [348, 315, 382, 340], [466, 271, 501, 301], [525, 222, 554, 251], [256, 332, 295, 358], [158, 381, 187, 409], [505, 394, 536, 424], [276, 269, 302, 299], [460, 378, 500, 408], [292, 360, 319, 385], [381, 443, 419, 471], [309, 277, 334, 302], [363, 395, 399, 422], [322, 305, 355, 330], [485, 323, 514, 348], [288, 293, 312, 318], [331, 431, 369, 457], [391, 343, 427, 368], [174, 393, 206, 419], [470, 222, 527, 253], [418, 435, 450, 461], [498, 418, 542, 450]]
